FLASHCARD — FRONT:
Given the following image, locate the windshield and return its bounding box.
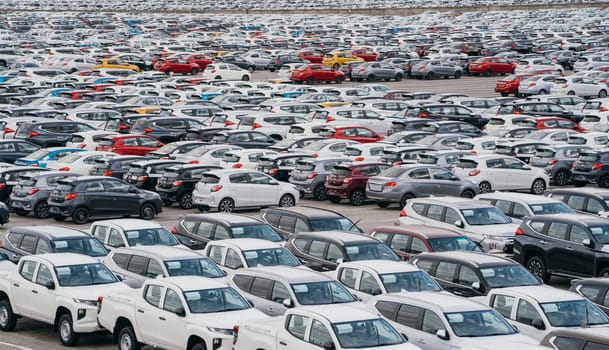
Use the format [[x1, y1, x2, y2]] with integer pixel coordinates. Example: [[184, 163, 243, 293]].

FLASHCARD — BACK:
[[428, 237, 482, 252], [164, 258, 225, 278], [589, 226, 609, 244], [528, 202, 574, 215], [479, 265, 540, 288], [155, 143, 181, 153], [534, 149, 555, 158], [295, 162, 315, 171], [57, 153, 82, 163], [309, 218, 362, 233], [52, 238, 108, 257], [344, 243, 401, 261], [526, 131, 550, 140], [124, 228, 179, 246], [186, 146, 211, 157], [183, 287, 250, 313], [232, 224, 283, 242], [25, 149, 49, 159], [344, 148, 362, 156], [460, 207, 511, 225], [291, 281, 355, 305], [18, 177, 36, 187], [380, 271, 442, 292], [332, 318, 404, 348], [304, 141, 328, 151], [55, 263, 118, 287], [445, 310, 516, 337], [243, 248, 300, 267], [541, 300, 609, 327]]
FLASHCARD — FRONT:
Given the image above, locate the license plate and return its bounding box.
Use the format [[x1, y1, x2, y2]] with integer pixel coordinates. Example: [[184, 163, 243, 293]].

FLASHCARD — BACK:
[[369, 184, 382, 192]]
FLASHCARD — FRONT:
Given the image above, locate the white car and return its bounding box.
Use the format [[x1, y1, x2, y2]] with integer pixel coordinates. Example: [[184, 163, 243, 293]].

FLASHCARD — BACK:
[[514, 58, 563, 75], [301, 139, 361, 158], [453, 155, 549, 194], [484, 114, 537, 133], [220, 149, 278, 169], [172, 144, 243, 165], [551, 76, 608, 98], [486, 285, 609, 341], [567, 131, 609, 149], [90, 219, 185, 250], [324, 106, 390, 135], [369, 292, 537, 350], [45, 151, 117, 174], [65, 131, 119, 151], [518, 74, 557, 96], [454, 137, 501, 155], [202, 63, 252, 81], [343, 143, 398, 162], [474, 192, 575, 224], [192, 168, 299, 212]]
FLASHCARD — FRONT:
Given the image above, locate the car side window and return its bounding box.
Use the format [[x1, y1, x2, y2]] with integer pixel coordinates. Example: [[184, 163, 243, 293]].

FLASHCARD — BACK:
[[491, 294, 515, 318], [309, 319, 333, 348], [457, 266, 480, 287], [516, 299, 541, 326], [292, 238, 309, 251], [546, 222, 568, 240], [163, 288, 183, 314], [232, 274, 254, 292], [263, 213, 281, 227], [144, 284, 163, 307], [566, 195, 585, 211], [108, 229, 124, 247], [127, 255, 149, 275], [409, 168, 430, 179], [359, 271, 381, 295], [196, 222, 214, 238], [208, 246, 225, 264], [435, 262, 457, 281], [410, 237, 428, 254], [375, 300, 399, 320], [271, 282, 290, 303], [19, 235, 37, 254], [579, 286, 602, 301], [396, 304, 424, 329], [112, 253, 131, 269], [414, 259, 434, 273], [35, 239, 50, 254], [512, 203, 529, 219], [19, 261, 37, 281], [338, 267, 358, 289], [425, 204, 444, 221], [569, 225, 589, 244], [286, 314, 309, 340], [84, 181, 104, 192], [412, 203, 427, 215], [146, 259, 163, 278], [35, 264, 53, 286], [390, 234, 409, 252], [294, 218, 308, 233], [307, 240, 327, 259], [444, 208, 460, 224], [421, 310, 444, 335], [554, 337, 586, 350], [586, 199, 605, 214], [225, 249, 243, 269], [104, 180, 130, 193], [93, 226, 108, 242], [278, 215, 296, 233], [528, 221, 546, 233], [250, 277, 273, 299]]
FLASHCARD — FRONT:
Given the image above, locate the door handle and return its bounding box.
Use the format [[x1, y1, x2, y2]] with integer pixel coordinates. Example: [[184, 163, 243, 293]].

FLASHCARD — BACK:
[[12, 254, 18, 259], [566, 246, 573, 250], [453, 290, 463, 296], [279, 341, 287, 346], [539, 240, 547, 245], [159, 316, 166, 321], [13, 283, 19, 287], [32, 290, 38, 294], [417, 339, 426, 344], [137, 309, 144, 313], [189, 240, 196, 244]]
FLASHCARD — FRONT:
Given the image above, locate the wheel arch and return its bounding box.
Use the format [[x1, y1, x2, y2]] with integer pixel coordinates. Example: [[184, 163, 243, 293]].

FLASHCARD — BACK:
[[53, 306, 71, 332]]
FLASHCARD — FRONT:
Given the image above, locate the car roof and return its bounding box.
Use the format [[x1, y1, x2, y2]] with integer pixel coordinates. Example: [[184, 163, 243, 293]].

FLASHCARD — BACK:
[[35, 252, 101, 266], [9, 225, 88, 239], [494, 285, 585, 303], [340, 260, 422, 274], [93, 219, 165, 230], [109, 245, 203, 259], [549, 187, 609, 198], [372, 225, 462, 239], [183, 213, 262, 225], [263, 206, 346, 219], [543, 328, 609, 342], [208, 238, 280, 250], [160, 276, 229, 291], [526, 213, 609, 226], [409, 196, 496, 209], [416, 251, 516, 267], [293, 231, 377, 244], [376, 291, 488, 313], [237, 266, 333, 283], [296, 304, 381, 323], [475, 192, 563, 204]]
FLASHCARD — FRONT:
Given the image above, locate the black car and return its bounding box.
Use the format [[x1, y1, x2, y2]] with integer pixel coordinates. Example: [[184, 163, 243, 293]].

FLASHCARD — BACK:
[[260, 206, 362, 239], [571, 149, 609, 188], [285, 231, 400, 272], [210, 130, 276, 149], [403, 104, 489, 129], [146, 140, 208, 159], [89, 155, 146, 179], [420, 121, 485, 137], [256, 153, 314, 182], [514, 213, 609, 282], [123, 159, 185, 190], [546, 187, 609, 217], [0, 225, 108, 263], [185, 127, 231, 142], [173, 213, 283, 250], [103, 114, 155, 134], [412, 251, 541, 297], [155, 164, 222, 209], [0, 140, 40, 163], [48, 176, 163, 224], [9, 171, 79, 218], [497, 101, 584, 124], [130, 117, 207, 143], [530, 145, 591, 186], [13, 120, 97, 147], [570, 278, 609, 315], [0, 166, 50, 203]]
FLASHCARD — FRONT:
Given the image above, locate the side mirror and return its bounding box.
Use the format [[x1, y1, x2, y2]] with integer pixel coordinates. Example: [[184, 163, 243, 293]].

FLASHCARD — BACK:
[[129, 187, 137, 193], [352, 293, 362, 302], [322, 341, 336, 350], [436, 329, 450, 340], [454, 220, 464, 228], [269, 180, 278, 185], [582, 238, 594, 248], [522, 165, 531, 170], [282, 298, 294, 308], [532, 318, 545, 330], [336, 258, 344, 265], [157, 142, 164, 147], [115, 273, 124, 281], [175, 306, 186, 317], [45, 280, 55, 290], [472, 282, 481, 290], [401, 333, 409, 342]]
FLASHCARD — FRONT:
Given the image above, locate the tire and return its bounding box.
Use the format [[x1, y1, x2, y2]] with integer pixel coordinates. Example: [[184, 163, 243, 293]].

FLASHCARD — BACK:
[[349, 189, 365, 206], [530, 179, 546, 195], [71, 207, 89, 225], [53, 215, 66, 221], [214, 75, 221, 80], [306, 77, 314, 84], [0, 299, 17, 331], [58, 313, 79, 346], [328, 196, 341, 203], [526, 255, 550, 283], [460, 189, 476, 198], [218, 198, 235, 212], [34, 201, 50, 219], [573, 180, 587, 187], [279, 194, 295, 207], [14, 209, 29, 216], [538, 89, 547, 95], [567, 91, 575, 95], [394, 74, 402, 81], [426, 72, 434, 80], [247, 66, 255, 72], [484, 69, 492, 77], [479, 181, 492, 193], [312, 185, 327, 201], [500, 92, 508, 97], [332, 63, 339, 70], [335, 76, 343, 84], [242, 75, 250, 81], [118, 325, 141, 350], [600, 176, 609, 188], [178, 193, 193, 209], [367, 74, 375, 82], [191, 342, 206, 350], [399, 193, 415, 209], [600, 268, 609, 277], [165, 69, 171, 75], [454, 71, 462, 79], [553, 170, 569, 186], [139, 203, 156, 220], [191, 68, 198, 75], [377, 201, 390, 208], [600, 90, 608, 98]]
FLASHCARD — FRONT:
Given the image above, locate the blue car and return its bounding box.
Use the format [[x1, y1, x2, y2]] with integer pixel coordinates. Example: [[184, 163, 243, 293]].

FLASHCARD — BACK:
[[14, 147, 86, 168]]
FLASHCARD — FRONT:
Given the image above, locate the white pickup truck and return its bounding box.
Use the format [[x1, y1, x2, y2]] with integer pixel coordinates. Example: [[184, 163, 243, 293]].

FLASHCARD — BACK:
[[233, 304, 421, 350], [0, 253, 130, 346], [97, 275, 268, 350]]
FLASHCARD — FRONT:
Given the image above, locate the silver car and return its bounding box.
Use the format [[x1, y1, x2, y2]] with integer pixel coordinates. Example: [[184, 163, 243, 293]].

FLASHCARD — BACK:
[[350, 62, 405, 82], [411, 59, 463, 79], [289, 157, 349, 200], [10, 171, 80, 218]]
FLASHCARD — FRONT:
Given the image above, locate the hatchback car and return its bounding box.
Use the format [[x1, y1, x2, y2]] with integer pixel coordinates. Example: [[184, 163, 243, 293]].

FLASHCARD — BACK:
[[260, 206, 362, 239], [288, 157, 349, 200], [9, 171, 80, 218], [13, 120, 97, 147], [95, 134, 164, 156], [571, 149, 609, 188], [123, 159, 185, 190], [14, 147, 85, 168], [89, 155, 145, 179], [530, 145, 591, 186], [0, 139, 40, 164], [155, 164, 222, 209], [325, 162, 390, 206]]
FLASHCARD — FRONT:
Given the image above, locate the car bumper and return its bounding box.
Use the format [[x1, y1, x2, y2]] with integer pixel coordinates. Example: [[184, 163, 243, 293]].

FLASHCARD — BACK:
[[571, 172, 596, 184], [365, 189, 401, 203], [325, 186, 349, 199], [193, 192, 219, 207], [289, 180, 312, 193], [48, 204, 72, 217], [482, 237, 513, 255], [156, 188, 180, 202], [73, 308, 105, 333], [10, 199, 33, 211]]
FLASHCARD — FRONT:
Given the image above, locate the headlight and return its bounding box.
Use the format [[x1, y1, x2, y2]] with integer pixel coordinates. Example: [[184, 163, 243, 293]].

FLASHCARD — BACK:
[[206, 327, 233, 335], [73, 298, 98, 306]]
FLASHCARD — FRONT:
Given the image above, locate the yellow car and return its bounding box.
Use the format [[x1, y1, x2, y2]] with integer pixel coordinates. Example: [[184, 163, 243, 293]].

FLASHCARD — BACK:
[[322, 52, 364, 69], [93, 58, 140, 73]]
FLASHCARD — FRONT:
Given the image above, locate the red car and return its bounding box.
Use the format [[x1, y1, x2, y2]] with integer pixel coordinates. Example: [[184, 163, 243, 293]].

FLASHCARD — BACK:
[[290, 64, 345, 84], [468, 57, 516, 76], [153, 57, 201, 75], [495, 73, 533, 97], [533, 117, 585, 133], [352, 48, 378, 62], [321, 126, 384, 143], [298, 49, 324, 64], [96, 135, 164, 156], [325, 162, 390, 206], [187, 53, 214, 70]]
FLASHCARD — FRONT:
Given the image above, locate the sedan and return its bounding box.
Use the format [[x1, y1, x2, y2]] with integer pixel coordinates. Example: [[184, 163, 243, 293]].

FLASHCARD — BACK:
[[350, 62, 404, 82], [290, 63, 345, 84], [202, 63, 252, 81]]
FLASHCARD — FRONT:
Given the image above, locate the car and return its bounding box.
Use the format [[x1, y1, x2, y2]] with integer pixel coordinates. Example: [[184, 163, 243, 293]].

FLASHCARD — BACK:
[[494, 139, 551, 164], [288, 157, 350, 200], [9, 171, 80, 218], [217, 54, 257, 71], [320, 126, 384, 144], [514, 213, 609, 282], [155, 164, 222, 209], [153, 57, 201, 75], [103, 245, 226, 288], [540, 328, 609, 350], [370, 225, 484, 261], [220, 149, 278, 170], [350, 62, 404, 82], [192, 168, 299, 213], [453, 155, 549, 194], [567, 132, 609, 150], [518, 74, 558, 96], [530, 145, 591, 186], [474, 192, 574, 223], [0, 225, 108, 263], [411, 59, 463, 79], [325, 162, 390, 206], [45, 151, 117, 175], [569, 277, 609, 315], [570, 149, 609, 188], [290, 63, 345, 84], [408, 104, 489, 129], [322, 52, 363, 69], [210, 130, 276, 149], [546, 188, 609, 218], [130, 117, 206, 144], [256, 153, 314, 182], [123, 159, 185, 190], [0, 166, 50, 203], [260, 206, 362, 239], [88, 155, 145, 179], [497, 101, 584, 124], [551, 76, 608, 98], [300, 139, 361, 158], [468, 56, 516, 76], [146, 141, 209, 160], [366, 164, 480, 208], [172, 144, 243, 165], [201, 63, 252, 81], [285, 230, 401, 272], [0, 140, 40, 163], [65, 130, 120, 150], [495, 73, 534, 97], [13, 147, 86, 168], [13, 120, 97, 147], [95, 134, 164, 156], [90, 219, 181, 250], [93, 58, 140, 72], [48, 176, 162, 224]]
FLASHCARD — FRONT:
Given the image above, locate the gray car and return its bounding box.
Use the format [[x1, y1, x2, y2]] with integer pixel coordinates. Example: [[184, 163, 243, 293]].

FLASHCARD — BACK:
[[530, 144, 592, 186], [366, 164, 479, 208], [411, 59, 463, 79], [350, 62, 405, 82], [289, 157, 349, 200], [9, 171, 80, 218]]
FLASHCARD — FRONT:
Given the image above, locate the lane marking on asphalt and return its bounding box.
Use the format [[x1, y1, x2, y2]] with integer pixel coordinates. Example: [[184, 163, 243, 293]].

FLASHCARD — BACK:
[[0, 341, 36, 350]]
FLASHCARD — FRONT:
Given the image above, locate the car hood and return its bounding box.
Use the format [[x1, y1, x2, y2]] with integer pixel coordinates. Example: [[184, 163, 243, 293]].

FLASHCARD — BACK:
[[464, 223, 519, 237], [189, 307, 267, 328], [459, 333, 537, 347]]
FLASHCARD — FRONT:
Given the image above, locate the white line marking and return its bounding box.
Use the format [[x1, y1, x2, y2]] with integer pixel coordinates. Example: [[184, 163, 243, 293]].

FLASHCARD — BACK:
[[0, 341, 35, 350]]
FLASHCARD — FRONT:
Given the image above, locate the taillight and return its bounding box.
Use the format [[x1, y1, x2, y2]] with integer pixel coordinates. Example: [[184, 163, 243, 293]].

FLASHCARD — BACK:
[[529, 82, 536, 87], [311, 153, 318, 158], [188, 160, 199, 164], [399, 209, 406, 217], [210, 69, 217, 73], [97, 296, 103, 314], [79, 144, 86, 149], [137, 175, 148, 182], [225, 120, 234, 126], [601, 106, 608, 112], [354, 157, 365, 161], [572, 161, 577, 169], [58, 167, 70, 171], [470, 151, 478, 155], [515, 227, 523, 236], [143, 127, 153, 134], [28, 131, 39, 138], [307, 172, 318, 179], [232, 163, 242, 168], [343, 177, 352, 184], [65, 193, 77, 201], [211, 185, 223, 192], [172, 180, 183, 187], [469, 169, 481, 176], [269, 168, 278, 175], [326, 116, 335, 122], [547, 159, 558, 165], [102, 170, 113, 176], [4, 127, 14, 134], [419, 112, 428, 118], [384, 181, 397, 188], [592, 163, 603, 170], [233, 325, 239, 345], [118, 124, 129, 131], [171, 226, 177, 234], [562, 84, 569, 88], [0, 183, 5, 189], [252, 122, 262, 129], [27, 188, 39, 195]]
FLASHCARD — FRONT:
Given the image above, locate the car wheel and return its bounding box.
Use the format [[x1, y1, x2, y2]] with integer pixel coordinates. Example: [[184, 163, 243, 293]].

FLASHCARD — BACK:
[[313, 184, 327, 201], [14, 209, 29, 216], [348, 190, 365, 206], [335, 76, 343, 84], [214, 75, 222, 80], [218, 198, 234, 212], [478, 181, 492, 193], [332, 64, 339, 70], [484, 69, 492, 77], [197, 205, 209, 212], [526, 256, 550, 283], [242, 75, 250, 81], [34, 201, 50, 219], [165, 69, 171, 75], [573, 180, 587, 187], [460, 189, 476, 198], [72, 207, 90, 225], [58, 313, 79, 346], [454, 71, 462, 79], [306, 77, 314, 84], [399, 193, 415, 209], [53, 215, 66, 221], [118, 325, 141, 350], [367, 74, 375, 82], [394, 74, 402, 81], [191, 68, 198, 75], [426, 72, 434, 80], [600, 268, 609, 277], [191, 342, 206, 350], [530, 179, 546, 195], [328, 195, 341, 203], [279, 194, 295, 207], [553, 170, 569, 186], [599, 176, 609, 188], [538, 89, 548, 95], [567, 91, 576, 95], [600, 90, 608, 98], [0, 299, 17, 331], [377, 201, 390, 208], [247, 66, 255, 72], [139, 203, 156, 220], [178, 193, 193, 209], [500, 92, 508, 97]]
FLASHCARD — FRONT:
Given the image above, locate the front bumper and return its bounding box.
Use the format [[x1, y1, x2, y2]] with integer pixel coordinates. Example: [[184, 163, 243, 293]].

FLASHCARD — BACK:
[[73, 307, 104, 333]]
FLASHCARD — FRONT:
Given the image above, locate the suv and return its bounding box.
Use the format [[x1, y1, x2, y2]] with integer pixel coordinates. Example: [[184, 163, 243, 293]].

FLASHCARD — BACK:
[[48, 176, 162, 224], [530, 145, 591, 186], [172, 213, 283, 250], [0, 225, 108, 263], [571, 149, 609, 188], [569, 278, 609, 315], [289, 157, 349, 200], [497, 101, 584, 124], [9, 171, 79, 218], [325, 162, 390, 206], [123, 159, 185, 190], [546, 188, 609, 218], [474, 192, 574, 223], [89, 155, 145, 179], [155, 164, 222, 209], [260, 206, 362, 239], [256, 153, 314, 182], [13, 120, 97, 147], [285, 231, 400, 272], [514, 213, 609, 282], [412, 251, 541, 298], [130, 117, 205, 143]]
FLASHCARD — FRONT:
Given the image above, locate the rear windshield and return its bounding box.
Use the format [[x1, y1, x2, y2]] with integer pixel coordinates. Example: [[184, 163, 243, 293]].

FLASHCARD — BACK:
[[200, 174, 220, 184], [579, 153, 599, 162], [495, 145, 513, 154], [296, 162, 315, 171], [98, 138, 114, 146], [455, 142, 473, 150], [344, 148, 362, 156], [55, 183, 75, 192], [418, 154, 438, 164], [331, 167, 352, 177], [455, 159, 478, 169], [534, 149, 555, 158], [378, 167, 408, 177], [18, 177, 36, 187]]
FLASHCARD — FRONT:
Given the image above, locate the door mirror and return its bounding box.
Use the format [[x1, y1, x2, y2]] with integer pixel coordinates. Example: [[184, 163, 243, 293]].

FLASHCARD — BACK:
[[282, 298, 294, 308], [532, 318, 545, 330], [175, 306, 186, 317], [45, 280, 55, 290], [436, 329, 450, 340], [471, 282, 481, 290], [129, 186, 137, 193], [352, 293, 362, 302], [522, 165, 531, 170], [581, 238, 594, 248], [336, 258, 344, 265], [269, 180, 278, 185], [115, 273, 125, 281], [322, 341, 336, 350], [157, 142, 164, 147], [454, 220, 464, 228], [449, 175, 459, 181], [401, 333, 409, 342]]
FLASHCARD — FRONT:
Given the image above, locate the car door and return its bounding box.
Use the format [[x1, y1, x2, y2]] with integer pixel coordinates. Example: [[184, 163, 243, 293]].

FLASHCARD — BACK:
[[429, 167, 464, 196], [512, 297, 546, 340], [227, 172, 253, 207], [429, 260, 459, 294], [562, 224, 596, 277], [245, 276, 276, 315], [156, 288, 189, 349], [281, 313, 312, 348], [102, 179, 139, 215], [12, 260, 42, 319], [134, 284, 166, 347], [404, 167, 436, 197], [82, 180, 113, 215], [30, 262, 58, 323], [337, 266, 364, 299], [540, 221, 570, 274], [247, 172, 281, 206], [499, 157, 532, 190]]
